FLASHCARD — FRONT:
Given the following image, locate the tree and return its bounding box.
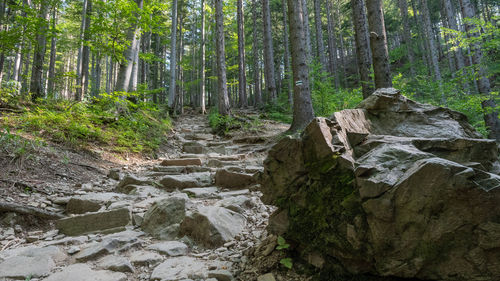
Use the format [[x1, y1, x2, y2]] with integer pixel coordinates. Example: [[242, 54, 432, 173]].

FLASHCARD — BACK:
[[365, 0, 392, 89], [397, 0, 416, 76], [200, 0, 206, 114], [46, 6, 58, 96], [325, 0, 339, 87], [30, 1, 49, 101], [262, 0, 277, 102], [459, 0, 500, 140], [237, 0, 247, 108], [215, 0, 230, 115], [251, 0, 262, 106], [76, 0, 91, 101], [287, 0, 315, 132], [282, 0, 292, 106], [351, 0, 373, 98], [418, 0, 441, 83], [313, 0, 327, 74], [168, 0, 178, 109]]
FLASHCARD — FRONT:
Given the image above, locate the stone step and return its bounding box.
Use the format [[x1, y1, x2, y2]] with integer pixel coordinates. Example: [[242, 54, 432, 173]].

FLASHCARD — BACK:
[[56, 208, 131, 236], [215, 169, 256, 189], [159, 172, 213, 190], [161, 158, 202, 166]]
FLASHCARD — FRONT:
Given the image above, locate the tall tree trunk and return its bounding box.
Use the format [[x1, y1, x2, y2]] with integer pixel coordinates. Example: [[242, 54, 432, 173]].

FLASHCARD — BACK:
[[313, 0, 327, 73], [398, 0, 416, 76], [215, 0, 230, 115], [129, 34, 140, 92], [177, 10, 184, 114], [30, 2, 49, 101], [326, 0, 339, 87], [252, 0, 262, 107], [365, 0, 392, 89], [75, 0, 91, 101], [282, 0, 293, 107], [200, 0, 206, 113], [352, 0, 374, 98], [237, 0, 247, 108], [419, 0, 442, 83], [168, 0, 178, 108], [459, 0, 499, 140], [288, 0, 315, 132], [302, 0, 312, 64], [115, 0, 143, 93], [442, 0, 467, 73], [262, 0, 277, 102], [47, 8, 57, 96]]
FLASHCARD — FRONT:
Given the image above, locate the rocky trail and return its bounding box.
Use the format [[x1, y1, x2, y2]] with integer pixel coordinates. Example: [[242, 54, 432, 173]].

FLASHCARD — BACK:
[[0, 112, 291, 281]]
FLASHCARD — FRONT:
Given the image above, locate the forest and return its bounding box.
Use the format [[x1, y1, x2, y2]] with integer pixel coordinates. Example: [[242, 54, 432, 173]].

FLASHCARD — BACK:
[[0, 0, 498, 150]]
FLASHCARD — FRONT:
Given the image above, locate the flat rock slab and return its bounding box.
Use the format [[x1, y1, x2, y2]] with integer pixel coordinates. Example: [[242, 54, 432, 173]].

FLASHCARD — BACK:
[[98, 255, 134, 273], [161, 158, 202, 166], [66, 193, 126, 214], [183, 187, 219, 198], [160, 172, 213, 190], [44, 263, 127, 281], [141, 197, 186, 240], [150, 256, 208, 281], [129, 251, 163, 266], [215, 169, 255, 189], [56, 208, 131, 236], [180, 206, 246, 248], [0, 255, 55, 279], [147, 241, 189, 256], [233, 136, 267, 144]]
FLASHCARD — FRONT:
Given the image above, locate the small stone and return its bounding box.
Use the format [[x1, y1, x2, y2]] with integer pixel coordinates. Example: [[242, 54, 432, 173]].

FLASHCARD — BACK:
[[67, 246, 81, 255], [129, 251, 163, 266], [147, 241, 189, 257], [208, 269, 233, 281], [98, 255, 134, 273], [161, 158, 203, 166], [257, 273, 276, 281]]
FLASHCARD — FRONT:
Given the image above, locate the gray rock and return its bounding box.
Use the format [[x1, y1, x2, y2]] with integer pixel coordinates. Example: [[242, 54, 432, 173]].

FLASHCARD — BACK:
[[147, 241, 189, 256], [108, 169, 121, 181], [257, 273, 276, 281], [216, 195, 254, 213], [161, 158, 202, 166], [180, 206, 246, 248], [183, 187, 219, 198], [115, 175, 153, 193], [208, 270, 233, 281], [0, 256, 55, 279], [141, 197, 186, 240], [66, 193, 125, 214], [56, 208, 131, 236], [183, 142, 204, 154], [43, 264, 127, 281], [260, 89, 500, 281], [129, 251, 163, 266], [98, 255, 134, 273], [215, 169, 255, 189], [150, 256, 208, 280], [160, 172, 213, 190]]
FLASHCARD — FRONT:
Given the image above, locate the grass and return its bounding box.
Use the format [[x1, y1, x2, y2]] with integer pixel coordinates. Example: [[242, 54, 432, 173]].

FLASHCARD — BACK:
[[0, 91, 172, 154]]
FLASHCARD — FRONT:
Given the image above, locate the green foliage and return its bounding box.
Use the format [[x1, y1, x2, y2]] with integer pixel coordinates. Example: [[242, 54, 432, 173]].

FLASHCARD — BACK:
[[280, 257, 293, 269], [0, 127, 43, 163], [1, 92, 172, 154], [276, 236, 290, 250]]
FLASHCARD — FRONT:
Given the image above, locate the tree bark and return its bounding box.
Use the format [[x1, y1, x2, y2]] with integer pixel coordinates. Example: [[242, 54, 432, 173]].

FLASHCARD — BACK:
[[252, 0, 262, 106], [75, 0, 91, 101], [326, 0, 339, 87], [443, 0, 466, 72], [365, 0, 392, 89], [288, 0, 315, 132], [215, 0, 230, 115], [418, 0, 442, 83], [282, 0, 293, 107], [30, 2, 49, 101], [459, 0, 499, 140], [398, 0, 416, 76], [262, 0, 277, 102], [313, 0, 328, 73], [301, 0, 312, 64], [237, 0, 247, 108], [168, 0, 178, 108], [200, 0, 206, 113], [352, 0, 374, 98], [47, 7, 57, 96]]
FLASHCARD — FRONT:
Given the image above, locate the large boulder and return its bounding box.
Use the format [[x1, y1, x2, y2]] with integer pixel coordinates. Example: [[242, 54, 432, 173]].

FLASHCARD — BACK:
[[261, 89, 500, 281], [141, 196, 186, 240]]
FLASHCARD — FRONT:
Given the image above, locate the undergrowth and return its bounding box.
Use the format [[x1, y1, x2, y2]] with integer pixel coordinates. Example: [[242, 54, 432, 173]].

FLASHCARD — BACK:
[[0, 91, 172, 154], [208, 108, 262, 136]]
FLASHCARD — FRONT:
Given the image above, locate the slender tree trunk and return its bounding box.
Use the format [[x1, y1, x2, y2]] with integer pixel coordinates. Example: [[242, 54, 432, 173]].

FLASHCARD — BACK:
[[352, 0, 374, 98], [302, 0, 312, 64], [47, 8, 57, 96], [459, 0, 499, 140], [443, 0, 467, 74], [177, 11, 184, 114], [313, 0, 327, 73], [282, 0, 293, 107], [115, 0, 142, 93], [30, 2, 49, 101], [288, 0, 315, 132], [75, 0, 91, 101], [215, 0, 230, 115], [168, 0, 178, 108], [262, 0, 277, 102], [237, 0, 247, 108], [365, 0, 392, 89], [398, 0, 416, 76], [129, 33, 140, 92], [252, 0, 262, 107], [200, 0, 206, 113], [326, 0, 339, 87], [419, 0, 442, 83]]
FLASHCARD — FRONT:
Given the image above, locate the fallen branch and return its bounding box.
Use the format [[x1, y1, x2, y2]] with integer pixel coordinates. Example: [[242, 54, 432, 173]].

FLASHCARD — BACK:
[[0, 201, 65, 220]]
